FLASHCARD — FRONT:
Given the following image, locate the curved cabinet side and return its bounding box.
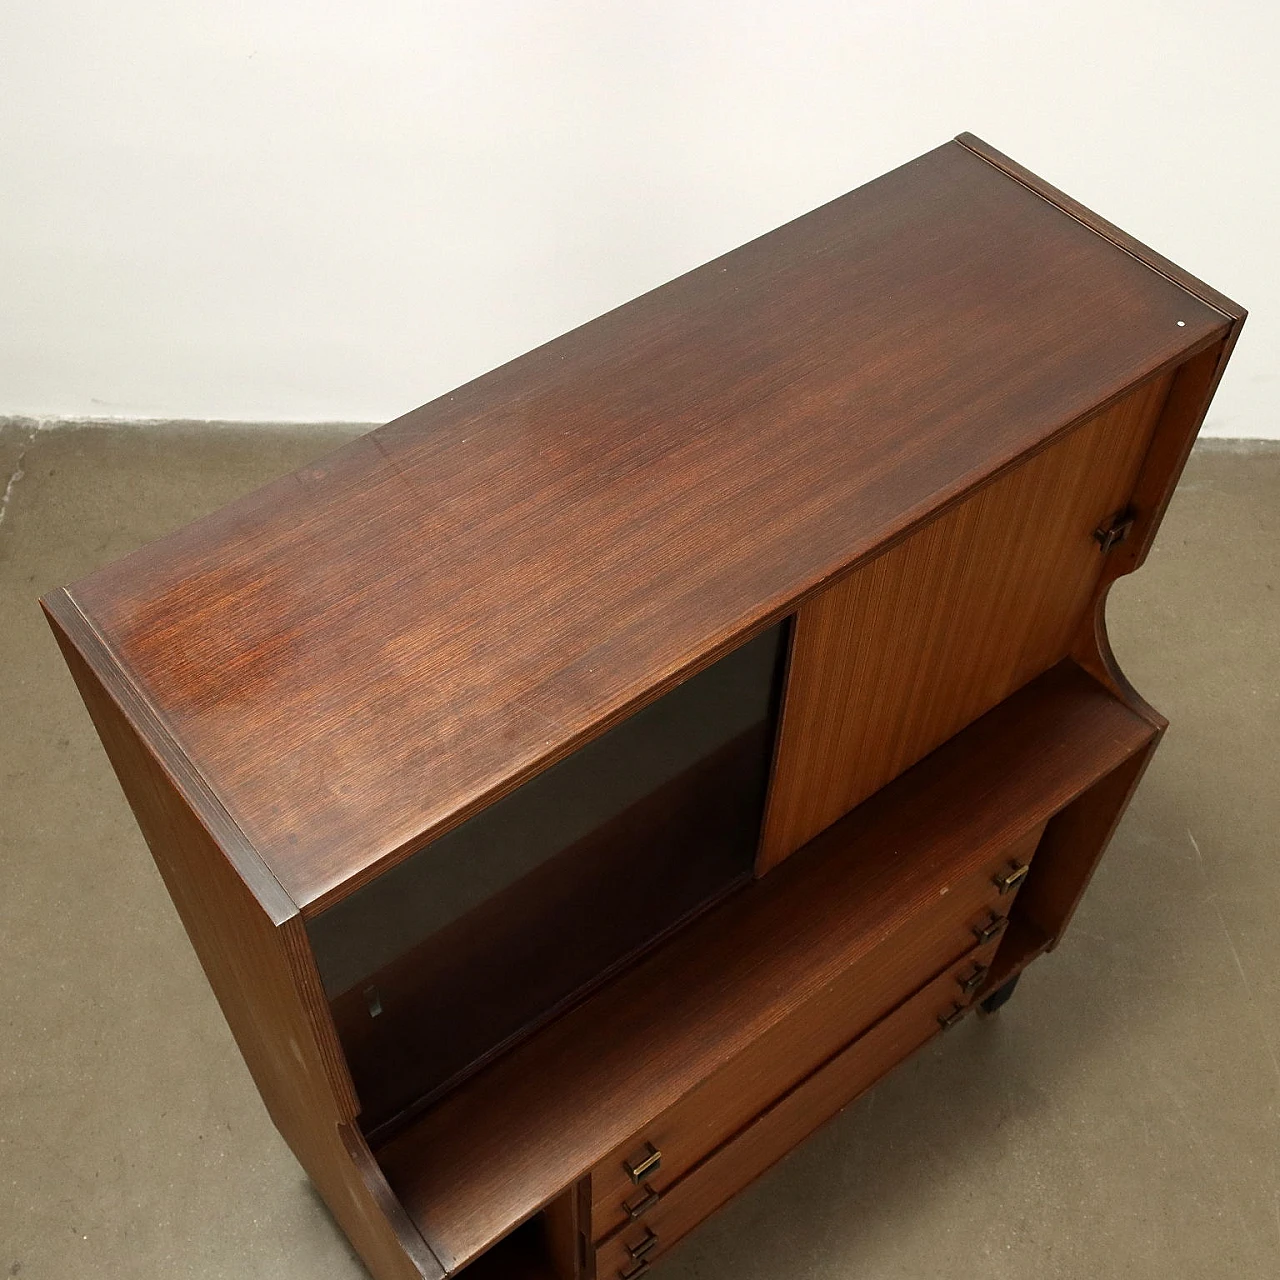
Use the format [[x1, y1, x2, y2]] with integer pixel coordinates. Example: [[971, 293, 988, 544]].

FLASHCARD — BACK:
[[1034, 332, 1249, 956], [1071, 578, 1167, 731], [1071, 328, 1243, 725]]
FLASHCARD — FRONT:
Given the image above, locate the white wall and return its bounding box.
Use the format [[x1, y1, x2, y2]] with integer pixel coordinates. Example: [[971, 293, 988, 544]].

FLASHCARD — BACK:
[[1, 2, 1275, 435]]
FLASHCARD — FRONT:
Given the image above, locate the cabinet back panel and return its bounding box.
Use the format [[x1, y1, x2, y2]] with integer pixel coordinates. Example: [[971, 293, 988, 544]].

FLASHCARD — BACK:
[[758, 371, 1172, 870]]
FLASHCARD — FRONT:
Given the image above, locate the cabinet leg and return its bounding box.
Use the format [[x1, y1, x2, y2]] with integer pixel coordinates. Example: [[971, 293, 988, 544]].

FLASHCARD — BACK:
[[979, 973, 1021, 1016]]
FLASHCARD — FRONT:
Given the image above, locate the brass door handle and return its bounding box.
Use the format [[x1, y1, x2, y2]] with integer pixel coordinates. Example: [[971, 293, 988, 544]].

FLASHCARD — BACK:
[[1094, 508, 1136, 553], [956, 964, 988, 995], [623, 1183, 660, 1221], [972, 912, 1007, 945], [993, 862, 1029, 895], [623, 1141, 662, 1184]]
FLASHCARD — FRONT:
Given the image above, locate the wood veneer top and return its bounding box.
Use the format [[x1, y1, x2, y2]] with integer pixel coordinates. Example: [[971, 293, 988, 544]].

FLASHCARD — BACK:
[[58, 136, 1231, 911]]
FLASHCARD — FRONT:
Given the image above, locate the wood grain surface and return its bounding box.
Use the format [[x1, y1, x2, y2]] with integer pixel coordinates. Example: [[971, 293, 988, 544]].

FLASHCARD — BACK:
[[57, 137, 1230, 912], [592, 946, 997, 1280], [758, 370, 1172, 869], [587, 825, 1041, 1243]]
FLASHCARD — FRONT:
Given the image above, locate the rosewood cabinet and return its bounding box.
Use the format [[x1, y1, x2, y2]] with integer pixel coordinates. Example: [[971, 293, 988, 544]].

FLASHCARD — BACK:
[[45, 134, 1244, 1280]]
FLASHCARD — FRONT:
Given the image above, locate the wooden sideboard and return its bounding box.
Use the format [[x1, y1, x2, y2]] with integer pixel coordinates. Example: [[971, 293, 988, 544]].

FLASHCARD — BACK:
[[44, 134, 1244, 1280]]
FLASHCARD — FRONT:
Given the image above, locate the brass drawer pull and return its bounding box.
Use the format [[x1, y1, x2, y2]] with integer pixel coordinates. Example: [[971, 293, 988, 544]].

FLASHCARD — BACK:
[[623, 1183, 660, 1220], [618, 1261, 650, 1280], [956, 964, 988, 995], [937, 1003, 966, 1030], [623, 1141, 662, 1184], [626, 1227, 659, 1261], [993, 862, 1030, 895], [972, 912, 1007, 945]]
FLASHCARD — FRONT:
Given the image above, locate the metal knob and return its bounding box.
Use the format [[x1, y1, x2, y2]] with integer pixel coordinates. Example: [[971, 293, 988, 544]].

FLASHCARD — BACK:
[[618, 1261, 650, 1280], [956, 964, 988, 995], [937, 1003, 966, 1030]]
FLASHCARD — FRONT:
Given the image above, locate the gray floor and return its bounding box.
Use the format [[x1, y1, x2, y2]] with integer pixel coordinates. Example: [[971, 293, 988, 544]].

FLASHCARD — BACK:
[[2, 424, 1277, 1280]]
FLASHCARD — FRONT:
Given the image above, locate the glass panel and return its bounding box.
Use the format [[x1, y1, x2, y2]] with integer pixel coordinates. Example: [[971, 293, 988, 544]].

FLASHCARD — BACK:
[[308, 621, 788, 1129]]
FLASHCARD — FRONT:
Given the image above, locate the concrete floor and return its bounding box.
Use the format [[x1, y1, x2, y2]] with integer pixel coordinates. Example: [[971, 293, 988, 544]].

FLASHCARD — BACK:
[[1, 423, 1277, 1280]]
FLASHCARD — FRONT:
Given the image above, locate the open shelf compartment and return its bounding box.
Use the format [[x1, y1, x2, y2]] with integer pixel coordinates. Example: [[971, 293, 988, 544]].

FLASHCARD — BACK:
[[373, 658, 1159, 1275]]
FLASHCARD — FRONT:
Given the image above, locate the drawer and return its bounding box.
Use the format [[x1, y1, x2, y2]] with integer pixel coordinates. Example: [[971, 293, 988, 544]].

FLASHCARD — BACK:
[[590, 825, 1041, 1241], [594, 940, 995, 1280]]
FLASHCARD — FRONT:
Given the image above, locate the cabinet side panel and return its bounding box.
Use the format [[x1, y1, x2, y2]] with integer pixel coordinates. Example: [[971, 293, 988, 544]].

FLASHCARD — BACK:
[[44, 596, 441, 1280], [1015, 736, 1161, 951], [1115, 339, 1236, 575], [758, 373, 1172, 871]]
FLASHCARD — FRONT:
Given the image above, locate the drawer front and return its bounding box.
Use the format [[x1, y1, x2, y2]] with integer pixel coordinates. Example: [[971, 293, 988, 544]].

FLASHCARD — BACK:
[[594, 941, 996, 1280], [591, 826, 1041, 1241]]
